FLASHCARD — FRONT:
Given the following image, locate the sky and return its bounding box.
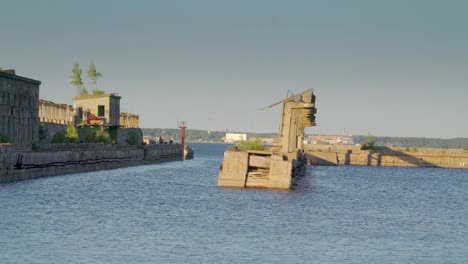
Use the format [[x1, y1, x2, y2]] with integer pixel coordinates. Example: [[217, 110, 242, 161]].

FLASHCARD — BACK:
[[1, 0, 467, 138]]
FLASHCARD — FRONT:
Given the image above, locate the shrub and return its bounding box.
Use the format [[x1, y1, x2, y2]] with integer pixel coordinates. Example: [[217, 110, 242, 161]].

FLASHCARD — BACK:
[[84, 129, 112, 143], [126, 131, 140, 145], [233, 135, 264, 151], [51, 126, 79, 143], [32, 141, 40, 151], [95, 131, 112, 143], [0, 134, 10, 143], [39, 123, 47, 142], [65, 125, 79, 143], [52, 131, 66, 143], [92, 89, 105, 95]]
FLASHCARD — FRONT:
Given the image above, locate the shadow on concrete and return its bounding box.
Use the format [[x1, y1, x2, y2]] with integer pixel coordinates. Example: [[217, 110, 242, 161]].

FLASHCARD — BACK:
[[306, 146, 440, 168], [304, 152, 337, 166], [372, 146, 439, 168]]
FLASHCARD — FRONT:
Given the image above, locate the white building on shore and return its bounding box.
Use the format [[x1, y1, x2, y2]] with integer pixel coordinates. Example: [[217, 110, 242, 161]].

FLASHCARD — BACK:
[[224, 132, 247, 143]]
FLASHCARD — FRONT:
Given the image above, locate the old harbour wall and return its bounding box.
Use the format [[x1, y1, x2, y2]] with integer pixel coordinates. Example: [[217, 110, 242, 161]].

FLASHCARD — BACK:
[[0, 143, 187, 184], [305, 145, 468, 169]]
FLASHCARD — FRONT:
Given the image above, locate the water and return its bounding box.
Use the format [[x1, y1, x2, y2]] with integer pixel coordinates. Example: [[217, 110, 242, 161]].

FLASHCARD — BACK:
[[0, 143, 467, 263]]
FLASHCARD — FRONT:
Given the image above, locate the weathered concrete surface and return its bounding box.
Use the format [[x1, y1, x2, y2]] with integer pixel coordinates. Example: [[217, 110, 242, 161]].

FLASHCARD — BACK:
[[0, 143, 187, 184], [0, 72, 40, 144], [305, 144, 468, 169], [267, 154, 293, 189], [218, 150, 308, 189], [218, 151, 249, 188]]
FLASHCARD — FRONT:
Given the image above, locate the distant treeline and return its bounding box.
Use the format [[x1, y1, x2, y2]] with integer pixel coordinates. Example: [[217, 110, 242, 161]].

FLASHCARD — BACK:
[[141, 128, 277, 143], [142, 128, 225, 142], [355, 135, 468, 149], [142, 128, 468, 149]]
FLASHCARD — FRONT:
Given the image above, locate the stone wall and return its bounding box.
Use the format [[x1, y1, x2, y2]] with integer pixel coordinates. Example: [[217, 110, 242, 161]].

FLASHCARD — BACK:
[[0, 72, 40, 144], [0, 143, 186, 184]]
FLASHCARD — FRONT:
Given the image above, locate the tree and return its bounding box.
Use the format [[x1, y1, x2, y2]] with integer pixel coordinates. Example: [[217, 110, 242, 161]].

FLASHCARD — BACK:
[[88, 63, 104, 94], [126, 130, 140, 145], [71, 64, 87, 95]]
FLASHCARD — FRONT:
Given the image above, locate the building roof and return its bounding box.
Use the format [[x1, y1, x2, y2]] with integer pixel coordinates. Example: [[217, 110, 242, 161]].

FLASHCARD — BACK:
[[73, 93, 121, 100], [0, 71, 41, 85]]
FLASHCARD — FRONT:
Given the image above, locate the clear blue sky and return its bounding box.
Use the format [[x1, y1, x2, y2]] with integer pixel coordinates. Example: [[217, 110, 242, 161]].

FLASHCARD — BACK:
[[1, 0, 467, 138]]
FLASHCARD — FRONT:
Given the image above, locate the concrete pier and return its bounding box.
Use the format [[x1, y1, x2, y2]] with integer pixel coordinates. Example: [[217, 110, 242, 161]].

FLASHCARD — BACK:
[[218, 89, 317, 189]]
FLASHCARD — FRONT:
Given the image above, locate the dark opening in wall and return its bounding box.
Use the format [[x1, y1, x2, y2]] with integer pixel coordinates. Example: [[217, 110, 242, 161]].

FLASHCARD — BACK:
[[98, 105, 105, 117]]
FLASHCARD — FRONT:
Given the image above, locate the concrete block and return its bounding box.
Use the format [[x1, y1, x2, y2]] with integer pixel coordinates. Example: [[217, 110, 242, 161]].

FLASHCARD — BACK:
[[218, 151, 249, 188]]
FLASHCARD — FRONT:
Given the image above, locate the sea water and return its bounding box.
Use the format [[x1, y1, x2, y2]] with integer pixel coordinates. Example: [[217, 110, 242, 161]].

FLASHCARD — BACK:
[[0, 143, 467, 263]]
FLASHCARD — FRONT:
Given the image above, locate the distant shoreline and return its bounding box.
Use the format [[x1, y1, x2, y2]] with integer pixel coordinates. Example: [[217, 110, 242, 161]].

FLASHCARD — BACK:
[[186, 141, 232, 144]]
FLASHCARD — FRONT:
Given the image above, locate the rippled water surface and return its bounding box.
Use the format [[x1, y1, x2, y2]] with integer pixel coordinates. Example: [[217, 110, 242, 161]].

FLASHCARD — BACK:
[[1, 143, 467, 263]]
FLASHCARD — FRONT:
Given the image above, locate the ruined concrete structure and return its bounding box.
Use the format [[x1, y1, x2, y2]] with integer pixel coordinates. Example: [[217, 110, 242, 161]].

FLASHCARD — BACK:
[[120, 112, 139, 128], [73, 94, 121, 127], [218, 89, 317, 189], [0, 71, 40, 144], [39, 99, 75, 125], [1, 70, 140, 146]]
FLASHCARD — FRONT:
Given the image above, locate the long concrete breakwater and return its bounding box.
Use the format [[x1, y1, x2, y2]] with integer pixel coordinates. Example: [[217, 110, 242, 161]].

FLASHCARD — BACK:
[[305, 145, 467, 169], [0, 143, 193, 184]]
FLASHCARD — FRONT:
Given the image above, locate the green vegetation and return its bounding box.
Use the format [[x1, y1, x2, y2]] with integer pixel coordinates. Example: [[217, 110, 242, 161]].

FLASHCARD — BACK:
[[71, 63, 87, 95], [32, 141, 40, 151], [51, 126, 114, 144], [51, 125, 79, 143], [360, 133, 376, 150], [92, 89, 105, 95], [80, 126, 113, 143], [71, 63, 106, 96], [0, 134, 10, 143], [51, 131, 66, 143], [87, 130, 112, 143], [87, 63, 103, 91], [126, 130, 140, 145], [65, 125, 79, 143], [39, 123, 47, 142], [233, 136, 264, 151]]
